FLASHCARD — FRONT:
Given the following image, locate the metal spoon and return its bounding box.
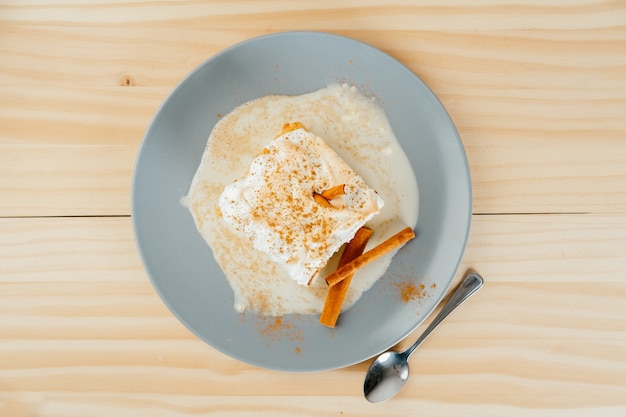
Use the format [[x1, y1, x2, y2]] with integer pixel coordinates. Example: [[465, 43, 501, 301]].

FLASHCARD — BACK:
[[363, 272, 484, 403]]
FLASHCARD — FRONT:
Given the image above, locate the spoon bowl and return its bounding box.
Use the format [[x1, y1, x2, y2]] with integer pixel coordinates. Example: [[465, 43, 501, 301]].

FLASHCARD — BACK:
[[363, 272, 484, 402], [363, 351, 410, 403]]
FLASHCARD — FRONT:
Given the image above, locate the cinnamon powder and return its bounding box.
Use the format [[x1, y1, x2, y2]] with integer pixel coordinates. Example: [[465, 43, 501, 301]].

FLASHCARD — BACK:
[[253, 314, 304, 347], [395, 281, 436, 303]]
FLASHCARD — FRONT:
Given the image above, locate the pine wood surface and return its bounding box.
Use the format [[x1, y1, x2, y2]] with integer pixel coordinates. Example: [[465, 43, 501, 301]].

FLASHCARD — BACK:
[[1, 1, 625, 416]]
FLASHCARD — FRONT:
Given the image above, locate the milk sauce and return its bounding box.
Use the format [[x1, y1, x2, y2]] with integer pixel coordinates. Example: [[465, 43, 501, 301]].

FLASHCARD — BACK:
[[185, 84, 418, 316]]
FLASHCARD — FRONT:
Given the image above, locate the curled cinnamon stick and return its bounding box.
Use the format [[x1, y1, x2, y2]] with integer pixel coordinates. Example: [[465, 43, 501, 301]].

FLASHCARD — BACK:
[[312, 192, 333, 207], [321, 184, 346, 200], [320, 227, 373, 328], [325, 227, 415, 287]]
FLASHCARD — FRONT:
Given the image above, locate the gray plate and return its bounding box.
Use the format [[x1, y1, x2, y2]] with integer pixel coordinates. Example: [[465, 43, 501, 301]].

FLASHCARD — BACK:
[[131, 31, 471, 372]]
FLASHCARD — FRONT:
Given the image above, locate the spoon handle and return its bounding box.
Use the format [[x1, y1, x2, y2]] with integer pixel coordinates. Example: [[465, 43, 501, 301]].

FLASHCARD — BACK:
[[403, 272, 484, 358]]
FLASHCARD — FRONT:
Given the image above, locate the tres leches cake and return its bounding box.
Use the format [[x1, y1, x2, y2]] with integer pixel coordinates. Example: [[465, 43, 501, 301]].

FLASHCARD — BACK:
[[185, 84, 418, 320], [218, 122, 384, 286]]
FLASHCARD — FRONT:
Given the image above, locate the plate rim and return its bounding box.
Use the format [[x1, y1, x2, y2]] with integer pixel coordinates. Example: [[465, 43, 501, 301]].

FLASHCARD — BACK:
[[131, 30, 472, 372]]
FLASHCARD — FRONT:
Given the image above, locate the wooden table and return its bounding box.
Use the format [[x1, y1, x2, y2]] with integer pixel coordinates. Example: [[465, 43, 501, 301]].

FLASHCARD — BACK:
[[2, 1, 625, 416]]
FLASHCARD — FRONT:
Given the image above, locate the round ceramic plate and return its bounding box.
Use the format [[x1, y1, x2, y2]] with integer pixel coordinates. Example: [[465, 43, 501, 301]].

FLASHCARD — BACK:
[[132, 31, 471, 372]]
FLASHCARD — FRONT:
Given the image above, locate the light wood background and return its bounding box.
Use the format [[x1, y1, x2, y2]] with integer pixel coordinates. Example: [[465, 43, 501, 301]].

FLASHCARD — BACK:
[[1, 1, 625, 416]]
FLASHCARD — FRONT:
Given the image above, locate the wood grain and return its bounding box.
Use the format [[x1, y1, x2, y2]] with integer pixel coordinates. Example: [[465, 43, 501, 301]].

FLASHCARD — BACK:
[[1, 1, 625, 416], [1, 216, 624, 415], [1, 1, 625, 216]]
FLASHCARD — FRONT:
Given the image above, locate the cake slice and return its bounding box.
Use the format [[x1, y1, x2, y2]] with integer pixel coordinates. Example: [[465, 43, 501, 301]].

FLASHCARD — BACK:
[[218, 122, 384, 285]]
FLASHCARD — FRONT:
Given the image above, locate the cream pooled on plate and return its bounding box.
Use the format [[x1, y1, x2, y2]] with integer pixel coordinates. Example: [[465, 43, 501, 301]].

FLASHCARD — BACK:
[[218, 123, 384, 286], [185, 84, 418, 316]]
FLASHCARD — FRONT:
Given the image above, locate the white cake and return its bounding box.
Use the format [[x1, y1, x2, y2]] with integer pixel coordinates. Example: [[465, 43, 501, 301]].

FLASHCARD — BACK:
[[218, 123, 384, 285]]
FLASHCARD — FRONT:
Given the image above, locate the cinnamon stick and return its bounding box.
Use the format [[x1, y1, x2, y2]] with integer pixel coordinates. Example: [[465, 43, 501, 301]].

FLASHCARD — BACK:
[[321, 184, 346, 200], [325, 227, 415, 287], [320, 227, 373, 328], [312, 192, 333, 208]]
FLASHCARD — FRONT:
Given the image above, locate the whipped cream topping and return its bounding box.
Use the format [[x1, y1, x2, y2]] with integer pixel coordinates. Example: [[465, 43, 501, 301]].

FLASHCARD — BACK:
[[185, 84, 418, 316], [218, 127, 384, 285]]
